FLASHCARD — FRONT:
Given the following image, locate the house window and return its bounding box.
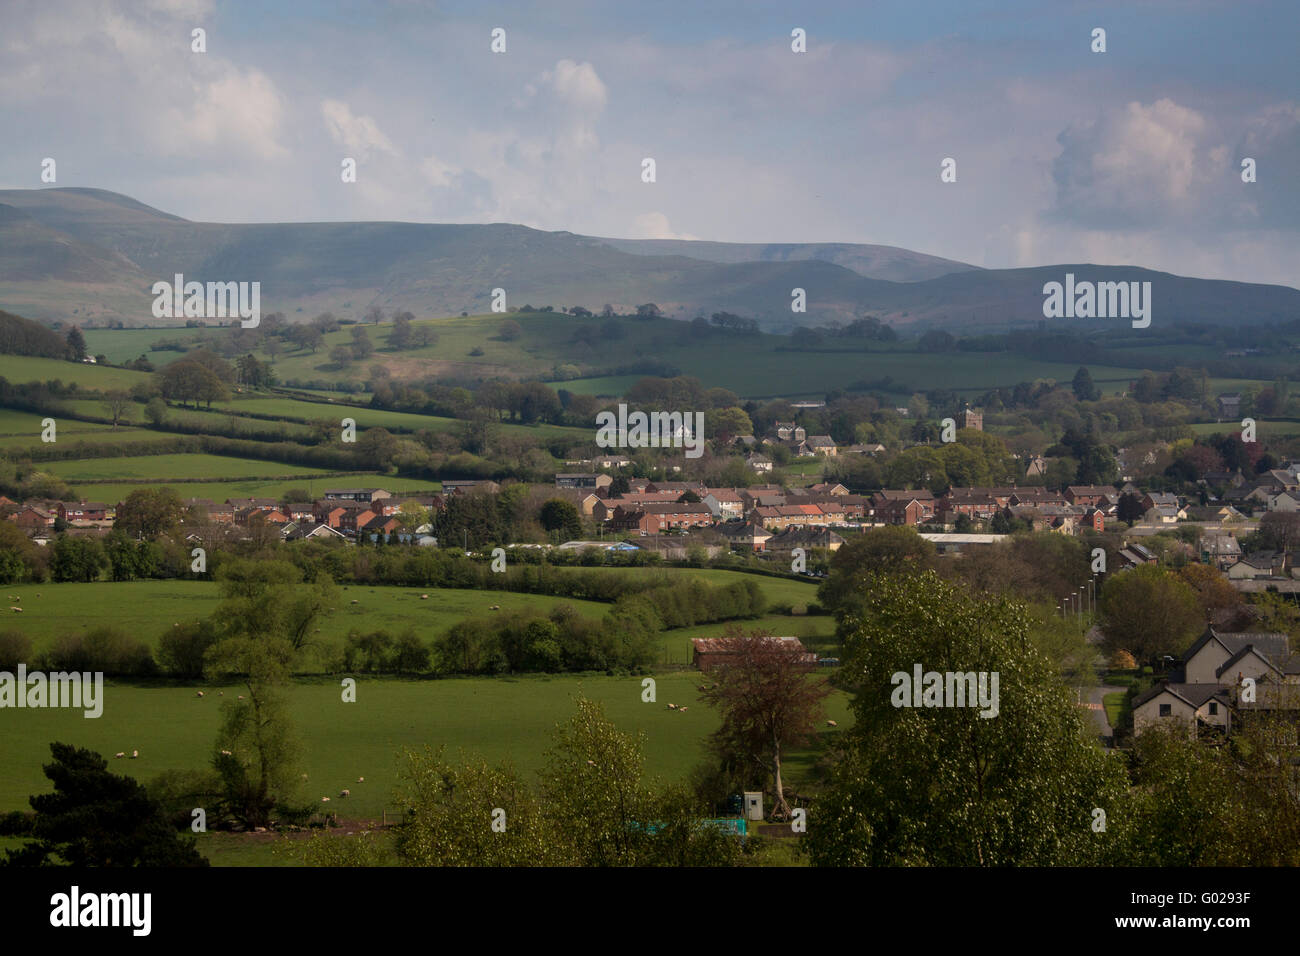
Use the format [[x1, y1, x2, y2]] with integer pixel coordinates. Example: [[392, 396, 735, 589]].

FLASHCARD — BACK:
[[1158, 704, 1172, 717], [1209, 702, 1218, 715]]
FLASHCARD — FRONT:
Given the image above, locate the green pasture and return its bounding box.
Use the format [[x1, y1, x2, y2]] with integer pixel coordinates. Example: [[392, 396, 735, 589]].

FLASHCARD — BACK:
[[62, 474, 441, 504], [0, 673, 852, 849], [42, 453, 334, 482], [77, 313, 1168, 401], [2, 581, 609, 653], [0, 353, 151, 390]]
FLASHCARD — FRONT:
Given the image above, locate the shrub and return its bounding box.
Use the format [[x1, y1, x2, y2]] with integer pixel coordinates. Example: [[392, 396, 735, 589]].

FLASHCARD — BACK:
[[46, 627, 155, 675], [158, 620, 220, 679], [0, 629, 32, 670]]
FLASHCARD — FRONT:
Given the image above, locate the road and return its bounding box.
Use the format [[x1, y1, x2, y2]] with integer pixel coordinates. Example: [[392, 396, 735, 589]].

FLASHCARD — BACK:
[[1081, 682, 1127, 746]]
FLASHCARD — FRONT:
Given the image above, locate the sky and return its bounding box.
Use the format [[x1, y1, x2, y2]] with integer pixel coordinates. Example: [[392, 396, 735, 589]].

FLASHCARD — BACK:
[[2, 0, 1298, 286]]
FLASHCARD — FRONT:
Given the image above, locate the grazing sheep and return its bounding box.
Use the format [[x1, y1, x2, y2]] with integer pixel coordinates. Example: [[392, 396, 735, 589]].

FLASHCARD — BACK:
[[667, 703, 676, 710], [350, 599, 359, 605], [357, 776, 364, 783], [220, 750, 233, 756], [302, 773, 309, 779], [826, 719, 838, 727], [219, 691, 224, 696], [339, 789, 350, 798], [196, 691, 204, 698], [489, 605, 500, 611], [238, 695, 245, 700], [420, 594, 429, 599], [9, 607, 21, 613], [114, 752, 125, 759], [130, 750, 138, 759], [679, 706, 688, 713], [322, 796, 331, 802], [586, 760, 596, 766]]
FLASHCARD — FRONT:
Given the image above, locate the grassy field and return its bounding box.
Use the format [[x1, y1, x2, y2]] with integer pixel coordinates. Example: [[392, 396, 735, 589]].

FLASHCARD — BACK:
[[2, 580, 610, 653], [554, 375, 645, 397], [0, 570, 820, 648], [82, 328, 193, 365], [0, 408, 178, 453], [42, 452, 335, 482], [64, 315, 1293, 407], [0, 673, 852, 861], [0, 353, 151, 390], [61, 399, 321, 440], [42, 453, 337, 482], [74, 313, 1170, 400], [62, 474, 443, 503]]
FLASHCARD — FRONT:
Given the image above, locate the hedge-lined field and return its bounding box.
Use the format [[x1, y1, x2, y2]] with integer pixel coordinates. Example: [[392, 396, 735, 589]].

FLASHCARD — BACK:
[[0, 673, 852, 837], [2, 580, 607, 653]]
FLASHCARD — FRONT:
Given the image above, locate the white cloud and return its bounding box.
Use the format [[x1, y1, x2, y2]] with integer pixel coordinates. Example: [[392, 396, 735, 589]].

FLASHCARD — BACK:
[[1051, 98, 1216, 227], [543, 59, 608, 114], [166, 69, 288, 160], [321, 100, 397, 157]]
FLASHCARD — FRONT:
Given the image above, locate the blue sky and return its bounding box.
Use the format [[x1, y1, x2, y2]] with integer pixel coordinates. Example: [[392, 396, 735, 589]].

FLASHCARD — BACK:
[[2, 0, 1297, 286]]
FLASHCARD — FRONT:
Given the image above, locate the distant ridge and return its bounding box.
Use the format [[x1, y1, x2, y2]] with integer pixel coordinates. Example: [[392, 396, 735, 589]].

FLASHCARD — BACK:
[[0, 187, 1297, 331], [582, 236, 979, 283]]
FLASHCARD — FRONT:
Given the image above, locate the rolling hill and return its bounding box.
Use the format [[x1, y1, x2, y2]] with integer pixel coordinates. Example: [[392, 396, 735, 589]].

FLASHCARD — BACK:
[[1, 187, 1297, 333]]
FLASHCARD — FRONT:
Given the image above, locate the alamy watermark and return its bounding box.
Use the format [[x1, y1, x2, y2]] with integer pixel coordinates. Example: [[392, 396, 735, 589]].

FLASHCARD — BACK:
[[151, 273, 260, 327], [50, 886, 150, 936], [1042, 273, 1151, 329], [595, 403, 705, 459], [0, 665, 103, 718], [890, 664, 999, 718]]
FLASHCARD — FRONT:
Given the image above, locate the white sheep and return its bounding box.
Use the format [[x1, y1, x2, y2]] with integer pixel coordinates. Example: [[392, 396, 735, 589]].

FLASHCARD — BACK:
[[9, 607, 21, 613], [679, 706, 688, 713], [357, 776, 364, 783], [339, 789, 350, 798], [826, 719, 838, 727], [114, 752, 125, 759], [420, 594, 429, 600], [220, 749, 233, 756], [322, 796, 331, 802], [196, 691, 204, 698], [130, 750, 138, 759], [667, 703, 676, 710], [237, 695, 245, 700]]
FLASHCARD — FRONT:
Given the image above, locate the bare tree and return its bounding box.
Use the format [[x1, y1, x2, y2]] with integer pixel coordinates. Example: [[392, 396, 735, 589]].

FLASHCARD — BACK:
[[102, 390, 131, 429]]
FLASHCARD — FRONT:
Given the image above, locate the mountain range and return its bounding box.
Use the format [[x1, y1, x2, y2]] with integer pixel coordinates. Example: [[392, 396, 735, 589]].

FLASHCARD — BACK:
[[1, 187, 1297, 332]]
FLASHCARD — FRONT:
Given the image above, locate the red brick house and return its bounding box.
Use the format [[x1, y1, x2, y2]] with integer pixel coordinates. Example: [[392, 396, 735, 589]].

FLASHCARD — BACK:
[[871, 489, 936, 525], [361, 514, 403, 535], [1066, 485, 1118, 507], [338, 507, 378, 532], [608, 503, 714, 534], [13, 506, 55, 529], [936, 491, 1002, 522], [57, 501, 111, 522]]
